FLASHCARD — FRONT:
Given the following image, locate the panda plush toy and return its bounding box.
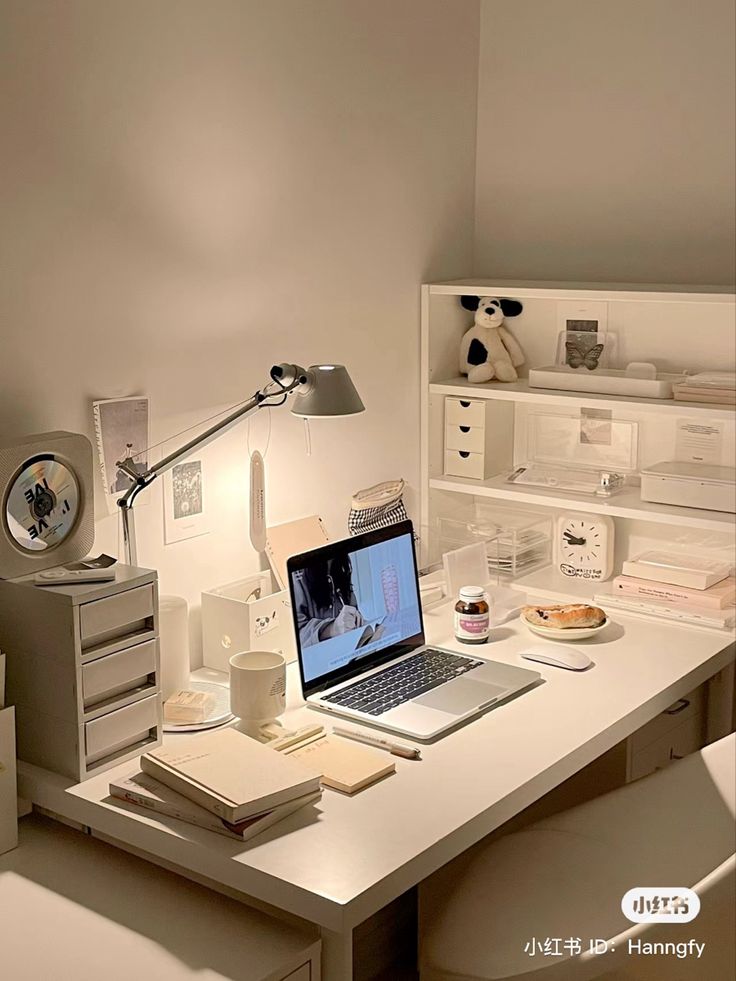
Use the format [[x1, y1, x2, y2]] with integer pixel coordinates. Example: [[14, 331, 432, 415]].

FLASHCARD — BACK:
[[459, 295, 525, 383]]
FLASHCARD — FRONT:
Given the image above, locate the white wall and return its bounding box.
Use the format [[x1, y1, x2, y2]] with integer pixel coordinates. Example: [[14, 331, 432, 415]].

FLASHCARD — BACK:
[[0, 1, 479, 658], [474, 0, 736, 284]]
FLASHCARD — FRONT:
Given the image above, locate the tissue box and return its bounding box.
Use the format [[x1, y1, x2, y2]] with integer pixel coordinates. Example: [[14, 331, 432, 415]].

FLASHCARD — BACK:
[[202, 572, 296, 673]]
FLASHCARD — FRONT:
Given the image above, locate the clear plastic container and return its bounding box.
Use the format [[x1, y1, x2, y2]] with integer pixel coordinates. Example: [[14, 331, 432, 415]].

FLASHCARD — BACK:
[[526, 412, 639, 473], [436, 504, 552, 581]]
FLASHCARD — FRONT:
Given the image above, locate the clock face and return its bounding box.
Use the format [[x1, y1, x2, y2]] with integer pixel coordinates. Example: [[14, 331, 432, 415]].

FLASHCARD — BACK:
[[556, 513, 613, 580]]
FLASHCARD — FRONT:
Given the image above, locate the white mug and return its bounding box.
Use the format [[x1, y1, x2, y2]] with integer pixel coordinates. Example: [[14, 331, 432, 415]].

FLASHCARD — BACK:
[[229, 650, 286, 738]]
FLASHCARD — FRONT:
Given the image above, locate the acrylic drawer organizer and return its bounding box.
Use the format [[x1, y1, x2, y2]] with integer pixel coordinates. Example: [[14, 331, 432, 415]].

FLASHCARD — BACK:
[[507, 412, 639, 498], [437, 505, 552, 581]]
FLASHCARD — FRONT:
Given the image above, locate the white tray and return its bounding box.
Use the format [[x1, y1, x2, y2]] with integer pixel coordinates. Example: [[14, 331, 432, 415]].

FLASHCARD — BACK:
[[529, 366, 683, 399]]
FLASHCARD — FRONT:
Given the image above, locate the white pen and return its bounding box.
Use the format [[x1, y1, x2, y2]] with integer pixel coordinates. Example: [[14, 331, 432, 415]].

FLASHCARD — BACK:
[[332, 726, 422, 760]]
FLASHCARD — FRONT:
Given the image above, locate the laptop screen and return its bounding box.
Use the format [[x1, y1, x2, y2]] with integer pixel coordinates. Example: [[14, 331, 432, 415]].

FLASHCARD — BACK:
[[287, 520, 424, 696]]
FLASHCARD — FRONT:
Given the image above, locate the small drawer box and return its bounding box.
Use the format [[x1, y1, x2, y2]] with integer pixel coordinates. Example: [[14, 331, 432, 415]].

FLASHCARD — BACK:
[[85, 694, 160, 765], [442, 397, 513, 482], [445, 425, 486, 454], [444, 449, 488, 481], [445, 397, 487, 428], [82, 639, 158, 709]]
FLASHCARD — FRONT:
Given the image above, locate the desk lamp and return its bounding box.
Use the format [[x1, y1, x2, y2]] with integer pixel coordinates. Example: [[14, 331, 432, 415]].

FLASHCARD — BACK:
[[116, 363, 364, 565]]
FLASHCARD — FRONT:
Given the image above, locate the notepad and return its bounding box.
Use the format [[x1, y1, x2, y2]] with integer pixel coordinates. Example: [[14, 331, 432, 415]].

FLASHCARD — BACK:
[[284, 735, 395, 795]]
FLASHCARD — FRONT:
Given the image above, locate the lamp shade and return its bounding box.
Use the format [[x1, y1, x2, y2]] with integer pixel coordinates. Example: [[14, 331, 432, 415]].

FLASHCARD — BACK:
[[290, 365, 365, 418]]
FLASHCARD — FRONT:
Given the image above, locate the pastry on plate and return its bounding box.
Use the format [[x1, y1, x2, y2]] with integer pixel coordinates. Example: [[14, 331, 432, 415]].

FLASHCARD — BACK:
[[522, 603, 607, 629]]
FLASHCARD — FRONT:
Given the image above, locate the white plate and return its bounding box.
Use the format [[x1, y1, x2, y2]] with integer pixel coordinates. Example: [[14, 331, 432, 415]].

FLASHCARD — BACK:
[[521, 617, 609, 641], [163, 679, 234, 733]]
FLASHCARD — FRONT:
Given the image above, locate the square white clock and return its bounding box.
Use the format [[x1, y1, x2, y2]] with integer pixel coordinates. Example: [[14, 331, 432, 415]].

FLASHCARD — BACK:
[[555, 512, 614, 581]]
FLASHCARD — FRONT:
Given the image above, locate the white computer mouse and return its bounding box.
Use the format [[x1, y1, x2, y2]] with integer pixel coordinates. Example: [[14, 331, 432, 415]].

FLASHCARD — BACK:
[[520, 644, 593, 671]]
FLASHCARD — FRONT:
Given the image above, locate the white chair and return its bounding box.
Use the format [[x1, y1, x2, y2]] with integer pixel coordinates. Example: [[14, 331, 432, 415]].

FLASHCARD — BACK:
[[420, 732, 735, 981]]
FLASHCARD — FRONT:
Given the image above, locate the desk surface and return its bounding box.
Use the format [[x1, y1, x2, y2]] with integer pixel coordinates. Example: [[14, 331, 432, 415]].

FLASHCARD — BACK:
[[19, 607, 735, 934]]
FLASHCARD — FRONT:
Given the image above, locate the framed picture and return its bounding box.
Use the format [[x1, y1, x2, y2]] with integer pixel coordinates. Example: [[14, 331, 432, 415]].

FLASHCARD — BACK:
[[163, 457, 210, 544]]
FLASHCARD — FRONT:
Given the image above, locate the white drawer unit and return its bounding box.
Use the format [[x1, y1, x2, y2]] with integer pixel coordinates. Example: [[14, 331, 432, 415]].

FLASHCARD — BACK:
[[0, 565, 162, 781], [443, 397, 513, 481]]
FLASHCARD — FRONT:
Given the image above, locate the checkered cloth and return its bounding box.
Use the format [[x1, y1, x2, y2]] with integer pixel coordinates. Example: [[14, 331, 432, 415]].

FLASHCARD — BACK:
[[348, 478, 409, 536]]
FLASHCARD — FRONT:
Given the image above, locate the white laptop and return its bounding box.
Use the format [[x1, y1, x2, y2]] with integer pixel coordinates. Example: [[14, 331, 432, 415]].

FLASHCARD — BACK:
[[287, 520, 540, 741]]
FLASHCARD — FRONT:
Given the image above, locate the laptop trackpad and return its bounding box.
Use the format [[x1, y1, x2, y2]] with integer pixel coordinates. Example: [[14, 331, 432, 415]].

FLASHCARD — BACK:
[[414, 679, 508, 715]]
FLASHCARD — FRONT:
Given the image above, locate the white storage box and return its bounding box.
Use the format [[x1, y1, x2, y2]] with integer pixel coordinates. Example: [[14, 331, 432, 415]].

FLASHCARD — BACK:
[[640, 461, 736, 513], [202, 572, 296, 673]]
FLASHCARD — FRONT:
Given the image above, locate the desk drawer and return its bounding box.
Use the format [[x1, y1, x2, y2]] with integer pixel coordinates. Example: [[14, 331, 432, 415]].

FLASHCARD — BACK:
[[629, 685, 705, 755], [82, 639, 158, 709], [79, 585, 155, 649], [445, 425, 486, 454], [85, 694, 159, 765], [628, 712, 704, 782], [444, 449, 487, 481], [445, 397, 486, 428]]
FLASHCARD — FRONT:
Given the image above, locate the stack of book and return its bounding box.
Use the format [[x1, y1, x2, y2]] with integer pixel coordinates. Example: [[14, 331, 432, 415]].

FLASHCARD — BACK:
[[673, 371, 736, 406], [597, 551, 735, 629], [110, 727, 322, 842]]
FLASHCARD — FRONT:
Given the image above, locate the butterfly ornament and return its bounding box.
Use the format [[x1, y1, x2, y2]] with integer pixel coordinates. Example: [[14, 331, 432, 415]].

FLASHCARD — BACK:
[[566, 341, 605, 370]]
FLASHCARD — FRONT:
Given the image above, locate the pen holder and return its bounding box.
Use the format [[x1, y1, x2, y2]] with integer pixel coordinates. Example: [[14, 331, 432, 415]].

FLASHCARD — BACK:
[[229, 650, 286, 740]]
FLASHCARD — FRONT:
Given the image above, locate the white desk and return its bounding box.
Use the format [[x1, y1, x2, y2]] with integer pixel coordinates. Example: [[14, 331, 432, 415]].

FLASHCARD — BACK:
[[18, 607, 735, 981]]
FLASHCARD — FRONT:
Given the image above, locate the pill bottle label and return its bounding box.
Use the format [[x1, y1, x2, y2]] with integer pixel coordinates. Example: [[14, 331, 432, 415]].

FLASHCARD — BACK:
[[454, 611, 490, 643]]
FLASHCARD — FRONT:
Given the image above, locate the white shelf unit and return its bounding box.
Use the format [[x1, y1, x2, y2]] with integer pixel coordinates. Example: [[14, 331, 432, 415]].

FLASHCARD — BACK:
[[420, 279, 736, 609]]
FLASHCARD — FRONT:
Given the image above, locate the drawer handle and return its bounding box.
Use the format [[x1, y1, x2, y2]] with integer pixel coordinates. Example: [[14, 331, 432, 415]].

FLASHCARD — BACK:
[[459, 451, 470, 459], [459, 400, 471, 408], [669, 749, 684, 761], [665, 698, 690, 715], [460, 426, 470, 433]]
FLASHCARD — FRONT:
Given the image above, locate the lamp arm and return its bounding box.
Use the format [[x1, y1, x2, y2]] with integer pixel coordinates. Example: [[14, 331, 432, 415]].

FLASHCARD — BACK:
[[117, 363, 308, 565]]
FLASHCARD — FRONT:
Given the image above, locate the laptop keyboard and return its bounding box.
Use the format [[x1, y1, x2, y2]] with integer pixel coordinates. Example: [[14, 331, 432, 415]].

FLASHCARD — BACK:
[[323, 649, 484, 716]]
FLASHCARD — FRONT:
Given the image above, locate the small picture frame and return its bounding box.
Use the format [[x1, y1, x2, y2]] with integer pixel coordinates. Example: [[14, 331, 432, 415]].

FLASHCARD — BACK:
[[163, 455, 210, 545]]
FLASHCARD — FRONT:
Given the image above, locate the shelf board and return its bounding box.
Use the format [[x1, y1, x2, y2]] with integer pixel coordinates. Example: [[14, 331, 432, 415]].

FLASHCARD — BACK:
[[426, 280, 736, 303], [430, 377, 736, 418], [429, 473, 736, 533]]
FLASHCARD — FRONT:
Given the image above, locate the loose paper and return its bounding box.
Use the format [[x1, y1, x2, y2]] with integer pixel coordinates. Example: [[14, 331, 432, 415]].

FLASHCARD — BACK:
[[92, 396, 151, 515], [675, 419, 724, 465]]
